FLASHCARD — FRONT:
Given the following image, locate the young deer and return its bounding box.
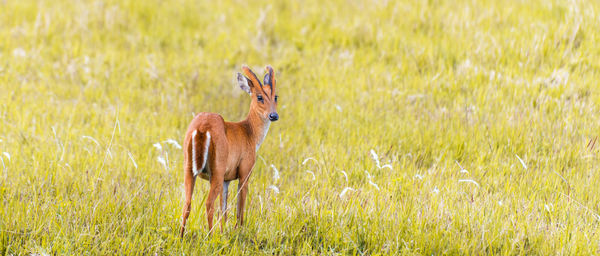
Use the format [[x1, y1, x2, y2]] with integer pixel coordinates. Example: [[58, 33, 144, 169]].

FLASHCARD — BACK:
[[180, 65, 279, 237]]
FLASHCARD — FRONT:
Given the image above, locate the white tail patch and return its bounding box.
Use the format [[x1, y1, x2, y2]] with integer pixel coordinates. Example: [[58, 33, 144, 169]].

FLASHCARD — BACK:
[[192, 130, 198, 175], [201, 132, 211, 172], [192, 130, 211, 177]]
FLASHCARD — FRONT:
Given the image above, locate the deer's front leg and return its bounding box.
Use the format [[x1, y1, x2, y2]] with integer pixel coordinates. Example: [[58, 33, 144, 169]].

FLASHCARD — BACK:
[[236, 179, 248, 227], [220, 180, 230, 230], [236, 159, 255, 227]]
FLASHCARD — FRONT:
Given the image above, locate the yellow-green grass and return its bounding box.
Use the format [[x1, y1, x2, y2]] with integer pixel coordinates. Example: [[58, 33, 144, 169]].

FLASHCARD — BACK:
[[1, 0, 600, 254]]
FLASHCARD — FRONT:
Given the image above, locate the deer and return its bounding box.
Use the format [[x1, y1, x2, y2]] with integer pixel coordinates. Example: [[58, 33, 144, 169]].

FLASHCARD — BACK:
[[179, 65, 279, 237]]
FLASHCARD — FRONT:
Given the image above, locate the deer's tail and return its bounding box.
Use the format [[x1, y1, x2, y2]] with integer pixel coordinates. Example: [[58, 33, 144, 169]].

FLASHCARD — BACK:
[[188, 129, 211, 177]]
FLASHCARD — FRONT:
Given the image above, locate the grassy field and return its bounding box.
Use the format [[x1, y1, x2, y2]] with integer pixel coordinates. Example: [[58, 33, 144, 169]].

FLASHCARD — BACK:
[[1, 0, 600, 254]]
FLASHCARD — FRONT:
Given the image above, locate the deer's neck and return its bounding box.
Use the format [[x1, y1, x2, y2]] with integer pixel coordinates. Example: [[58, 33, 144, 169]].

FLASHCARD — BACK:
[[245, 110, 271, 152]]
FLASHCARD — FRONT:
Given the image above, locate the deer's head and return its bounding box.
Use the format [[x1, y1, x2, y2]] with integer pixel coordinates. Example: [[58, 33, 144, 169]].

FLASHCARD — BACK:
[[237, 65, 279, 122]]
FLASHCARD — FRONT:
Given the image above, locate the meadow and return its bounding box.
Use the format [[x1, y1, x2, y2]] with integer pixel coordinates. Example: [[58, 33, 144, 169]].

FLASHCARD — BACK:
[[1, 0, 600, 254]]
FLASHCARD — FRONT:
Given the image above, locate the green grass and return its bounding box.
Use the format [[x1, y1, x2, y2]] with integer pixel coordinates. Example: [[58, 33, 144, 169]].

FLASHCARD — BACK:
[[1, 0, 600, 254]]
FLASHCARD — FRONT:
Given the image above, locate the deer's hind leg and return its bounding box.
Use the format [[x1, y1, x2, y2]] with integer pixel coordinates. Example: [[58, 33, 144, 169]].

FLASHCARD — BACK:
[[180, 168, 196, 238], [220, 181, 231, 230], [205, 138, 228, 234]]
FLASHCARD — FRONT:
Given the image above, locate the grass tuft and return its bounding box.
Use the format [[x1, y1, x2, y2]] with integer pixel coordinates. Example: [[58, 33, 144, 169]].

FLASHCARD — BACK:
[[1, 0, 600, 254]]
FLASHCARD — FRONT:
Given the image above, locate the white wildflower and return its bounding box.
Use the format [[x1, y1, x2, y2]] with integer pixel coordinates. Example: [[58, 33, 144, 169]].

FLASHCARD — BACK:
[[302, 157, 317, 165], [164, 139, 182, 149], [157, 155, 167, 170], [365, 171, 380, 191], [370, 149, 380, 168], [305, 170, 316, 180], [268, 185, 279, 194], [12, 48, 26, 58], [270, 164, 280, 182], [82, 136, 101, 148], [458, 179, 480, 187], [339, 187, 355, 198], [340, 170, 348, 183], [128, 152, 138, 169], [515, 154, 527, 170]]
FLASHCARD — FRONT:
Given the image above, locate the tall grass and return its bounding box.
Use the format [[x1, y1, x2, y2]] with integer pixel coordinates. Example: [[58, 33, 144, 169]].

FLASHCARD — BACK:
[[1, 0, 600, 254]]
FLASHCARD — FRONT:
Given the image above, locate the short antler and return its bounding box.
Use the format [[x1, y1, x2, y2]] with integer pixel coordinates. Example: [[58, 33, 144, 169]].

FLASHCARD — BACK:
[[264, 65, 275, 96]]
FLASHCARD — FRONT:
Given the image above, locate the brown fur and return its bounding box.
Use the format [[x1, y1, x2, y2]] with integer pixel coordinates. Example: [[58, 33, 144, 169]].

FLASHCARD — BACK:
[[180, 65, 278, 237]]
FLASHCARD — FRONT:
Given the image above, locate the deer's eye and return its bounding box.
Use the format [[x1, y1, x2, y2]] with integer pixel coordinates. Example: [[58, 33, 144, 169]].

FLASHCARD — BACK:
[[274, 95, 278, 103], [257, 95, 264, 103]]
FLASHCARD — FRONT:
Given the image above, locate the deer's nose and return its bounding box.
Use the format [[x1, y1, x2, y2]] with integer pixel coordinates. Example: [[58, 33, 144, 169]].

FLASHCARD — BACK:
[[269, 112, 279, 121]]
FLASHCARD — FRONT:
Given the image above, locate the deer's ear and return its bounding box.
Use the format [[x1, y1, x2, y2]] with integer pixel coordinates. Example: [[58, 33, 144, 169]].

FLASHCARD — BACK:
[[237, 72, 252, 94], [241, 65, 263, 88]]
